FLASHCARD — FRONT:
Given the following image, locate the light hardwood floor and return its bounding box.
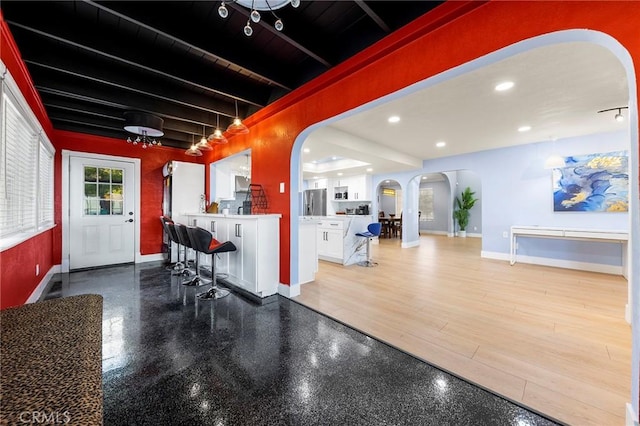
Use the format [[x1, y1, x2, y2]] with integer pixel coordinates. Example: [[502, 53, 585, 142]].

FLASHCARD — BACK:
[[293, 235, 631, 426]]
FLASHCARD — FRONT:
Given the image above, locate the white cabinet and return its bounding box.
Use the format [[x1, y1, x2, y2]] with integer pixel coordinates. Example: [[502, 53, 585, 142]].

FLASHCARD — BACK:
[[317, 220, 344, 262], [306, 178, 327, 189], [329, 175, 372, 201], [227, 218, 258, 289], [213, 165, 234, 200], [345, 175, 372, 201], [298, 220, 318, 284]]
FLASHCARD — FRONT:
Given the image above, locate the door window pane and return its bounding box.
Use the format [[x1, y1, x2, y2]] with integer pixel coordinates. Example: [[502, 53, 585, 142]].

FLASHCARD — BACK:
[[98, 168, 111, 182], [83, 166, 124, 216], [84, 167, 97, 182]]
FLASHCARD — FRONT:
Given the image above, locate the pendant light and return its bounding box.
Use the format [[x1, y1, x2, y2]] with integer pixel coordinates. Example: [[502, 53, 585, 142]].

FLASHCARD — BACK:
[[208, 114, 228, 144], [227, 100, 249, 134], [185, 134, 203, 156], [196, 125, 212, 151]]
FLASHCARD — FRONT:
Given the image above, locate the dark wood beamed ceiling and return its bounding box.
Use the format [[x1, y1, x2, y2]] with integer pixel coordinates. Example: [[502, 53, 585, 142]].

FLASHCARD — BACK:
[[1, 0, 443, 148]]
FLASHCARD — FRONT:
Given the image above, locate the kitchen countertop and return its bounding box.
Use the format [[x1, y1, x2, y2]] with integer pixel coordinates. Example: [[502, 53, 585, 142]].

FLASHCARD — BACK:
[[186, 213, 282, 219]]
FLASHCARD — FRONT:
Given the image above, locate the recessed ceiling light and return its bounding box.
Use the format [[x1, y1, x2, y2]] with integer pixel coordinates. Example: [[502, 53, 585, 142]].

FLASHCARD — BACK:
[[313, 176, 320, 179], [366, 168, 373, 172], [303, 148, 310, 153], [422, 176, 427, 180], [337, 172, 343, 176], [436, 141, 446, 148], [495, 81, 514, 92], [518, 125, 532, 132], [388, 116, 400, 123], [332, 156, 338, 160]]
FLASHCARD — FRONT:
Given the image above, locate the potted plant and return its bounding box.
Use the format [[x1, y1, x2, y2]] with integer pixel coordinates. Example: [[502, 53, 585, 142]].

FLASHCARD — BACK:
[[453, 186, 478, 237]]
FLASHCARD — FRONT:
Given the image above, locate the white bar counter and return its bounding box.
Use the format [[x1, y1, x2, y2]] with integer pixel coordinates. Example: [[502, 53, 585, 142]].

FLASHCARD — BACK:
[[186, 213, 281, 298]]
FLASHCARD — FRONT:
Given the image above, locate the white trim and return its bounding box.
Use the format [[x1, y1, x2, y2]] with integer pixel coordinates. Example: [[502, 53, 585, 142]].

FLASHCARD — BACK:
[[0, 223, 56, 252], [420, 230, 449, 236], [626, 402, 639, 426], [26, 264, 61, 303], [401, 239, 420, 248], [482, 250, 625, 275], [138, 253, 165, 263], [279, 283, 300, 298], [61, 150, 141, 272]]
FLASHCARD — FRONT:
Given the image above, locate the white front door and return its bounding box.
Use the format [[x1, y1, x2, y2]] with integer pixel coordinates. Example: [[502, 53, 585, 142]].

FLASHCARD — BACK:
[[69, 157, 136, 269]]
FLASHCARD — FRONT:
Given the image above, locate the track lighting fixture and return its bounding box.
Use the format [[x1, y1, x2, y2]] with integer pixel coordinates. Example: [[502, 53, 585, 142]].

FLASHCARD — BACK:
[[185, 134, 203, 157], [227, 100, 249, 134], [196, 125, 213, 151], [597, 106, 628, 122], [208, 114, 229, 144]]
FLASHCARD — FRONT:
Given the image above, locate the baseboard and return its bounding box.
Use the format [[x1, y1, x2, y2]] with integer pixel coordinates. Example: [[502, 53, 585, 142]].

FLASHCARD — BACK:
[[481, 251, 510, 261], [626, 402, 639, 426], [481, 251, 624, 275], [27, 264, 61, 304], [626, 303, 631, 324], [279, 283, 300, 298], [402, 240, 420, 248], [137, 253, 165, 263], [420, 230, 449, 236]]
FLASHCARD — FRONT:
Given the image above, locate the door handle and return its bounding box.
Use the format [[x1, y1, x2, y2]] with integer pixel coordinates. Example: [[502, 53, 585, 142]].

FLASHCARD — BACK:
[[125, 218, 133, 223]]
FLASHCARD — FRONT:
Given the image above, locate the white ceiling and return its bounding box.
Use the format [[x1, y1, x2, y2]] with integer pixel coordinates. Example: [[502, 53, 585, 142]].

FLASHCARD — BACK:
[[301, 41, 629, 180]]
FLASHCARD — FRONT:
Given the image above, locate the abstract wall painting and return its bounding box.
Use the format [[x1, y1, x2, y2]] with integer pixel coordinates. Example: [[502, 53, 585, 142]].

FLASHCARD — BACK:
[[552, 151, 628, 212]]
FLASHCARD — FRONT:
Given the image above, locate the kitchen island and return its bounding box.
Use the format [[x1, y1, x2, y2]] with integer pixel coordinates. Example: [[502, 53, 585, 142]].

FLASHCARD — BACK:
[[186, 213, 281, 299], [310, 215, 374, 266]]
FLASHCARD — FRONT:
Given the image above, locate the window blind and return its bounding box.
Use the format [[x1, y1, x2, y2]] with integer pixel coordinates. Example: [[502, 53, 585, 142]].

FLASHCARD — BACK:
[[0, 72, 53, 241], [38, 138, 54, 225]]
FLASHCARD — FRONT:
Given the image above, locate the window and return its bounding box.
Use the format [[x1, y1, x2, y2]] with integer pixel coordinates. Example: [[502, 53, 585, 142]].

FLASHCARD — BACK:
[[0, 64, 55, 246], [83, 166, 124, 216], [419, 187, 434, 221]]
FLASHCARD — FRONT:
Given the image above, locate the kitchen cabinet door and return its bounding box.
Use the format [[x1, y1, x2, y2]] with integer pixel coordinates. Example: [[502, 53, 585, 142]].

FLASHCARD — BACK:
[[346, 175, 372, 200], [325, 229, 343, 259], [227, 219, 258, 292], [317, 221, 344, 261]]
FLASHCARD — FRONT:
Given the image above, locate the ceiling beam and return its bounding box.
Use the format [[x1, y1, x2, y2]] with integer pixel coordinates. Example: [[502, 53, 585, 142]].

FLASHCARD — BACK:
[[354, 0, 391, 33], [37, 86, 233, 131], [27, 60, 236, 119], [227, 3, 332, 69], [6, 20, 263, 108], [83, 0, 293, 92]]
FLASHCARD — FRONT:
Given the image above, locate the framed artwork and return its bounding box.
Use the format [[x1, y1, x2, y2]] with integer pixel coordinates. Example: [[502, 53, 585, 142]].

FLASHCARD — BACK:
[[552, 150, 628, 212]]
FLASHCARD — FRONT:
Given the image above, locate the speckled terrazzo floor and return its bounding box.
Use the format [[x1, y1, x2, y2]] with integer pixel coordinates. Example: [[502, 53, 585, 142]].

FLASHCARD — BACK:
[[44, 262, 561, 426]]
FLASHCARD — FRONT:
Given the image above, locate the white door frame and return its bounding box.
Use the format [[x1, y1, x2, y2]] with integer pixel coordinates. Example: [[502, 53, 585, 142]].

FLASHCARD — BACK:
[[62, 150, 141, 273]]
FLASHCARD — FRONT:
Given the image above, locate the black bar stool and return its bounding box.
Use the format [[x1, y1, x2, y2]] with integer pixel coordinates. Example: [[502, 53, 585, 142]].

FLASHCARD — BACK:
[[160, 216, 184, 273], [186, 226, 236, 300], [174, 223, 199, 284]]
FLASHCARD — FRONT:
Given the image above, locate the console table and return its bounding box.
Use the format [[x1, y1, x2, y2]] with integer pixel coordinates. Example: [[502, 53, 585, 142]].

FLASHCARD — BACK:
[[510, 225, 628, 271]]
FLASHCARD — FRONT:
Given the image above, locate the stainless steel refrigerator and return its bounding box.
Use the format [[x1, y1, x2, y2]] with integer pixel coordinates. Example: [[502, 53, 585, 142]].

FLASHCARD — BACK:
[[303, 188, 327, 216]]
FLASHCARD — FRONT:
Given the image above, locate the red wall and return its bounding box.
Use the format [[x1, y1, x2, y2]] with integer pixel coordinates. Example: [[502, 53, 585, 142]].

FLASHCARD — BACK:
[[0, 231, 54, 308], [2, 2, 639, 300]]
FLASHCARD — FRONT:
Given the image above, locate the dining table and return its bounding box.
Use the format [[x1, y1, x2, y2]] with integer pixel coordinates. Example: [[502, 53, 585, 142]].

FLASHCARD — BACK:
[[378, 216, 402, 238]]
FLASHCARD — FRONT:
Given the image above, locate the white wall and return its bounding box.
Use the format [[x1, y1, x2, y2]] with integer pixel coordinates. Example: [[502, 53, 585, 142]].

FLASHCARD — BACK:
[[374, 130, 628, 267]]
